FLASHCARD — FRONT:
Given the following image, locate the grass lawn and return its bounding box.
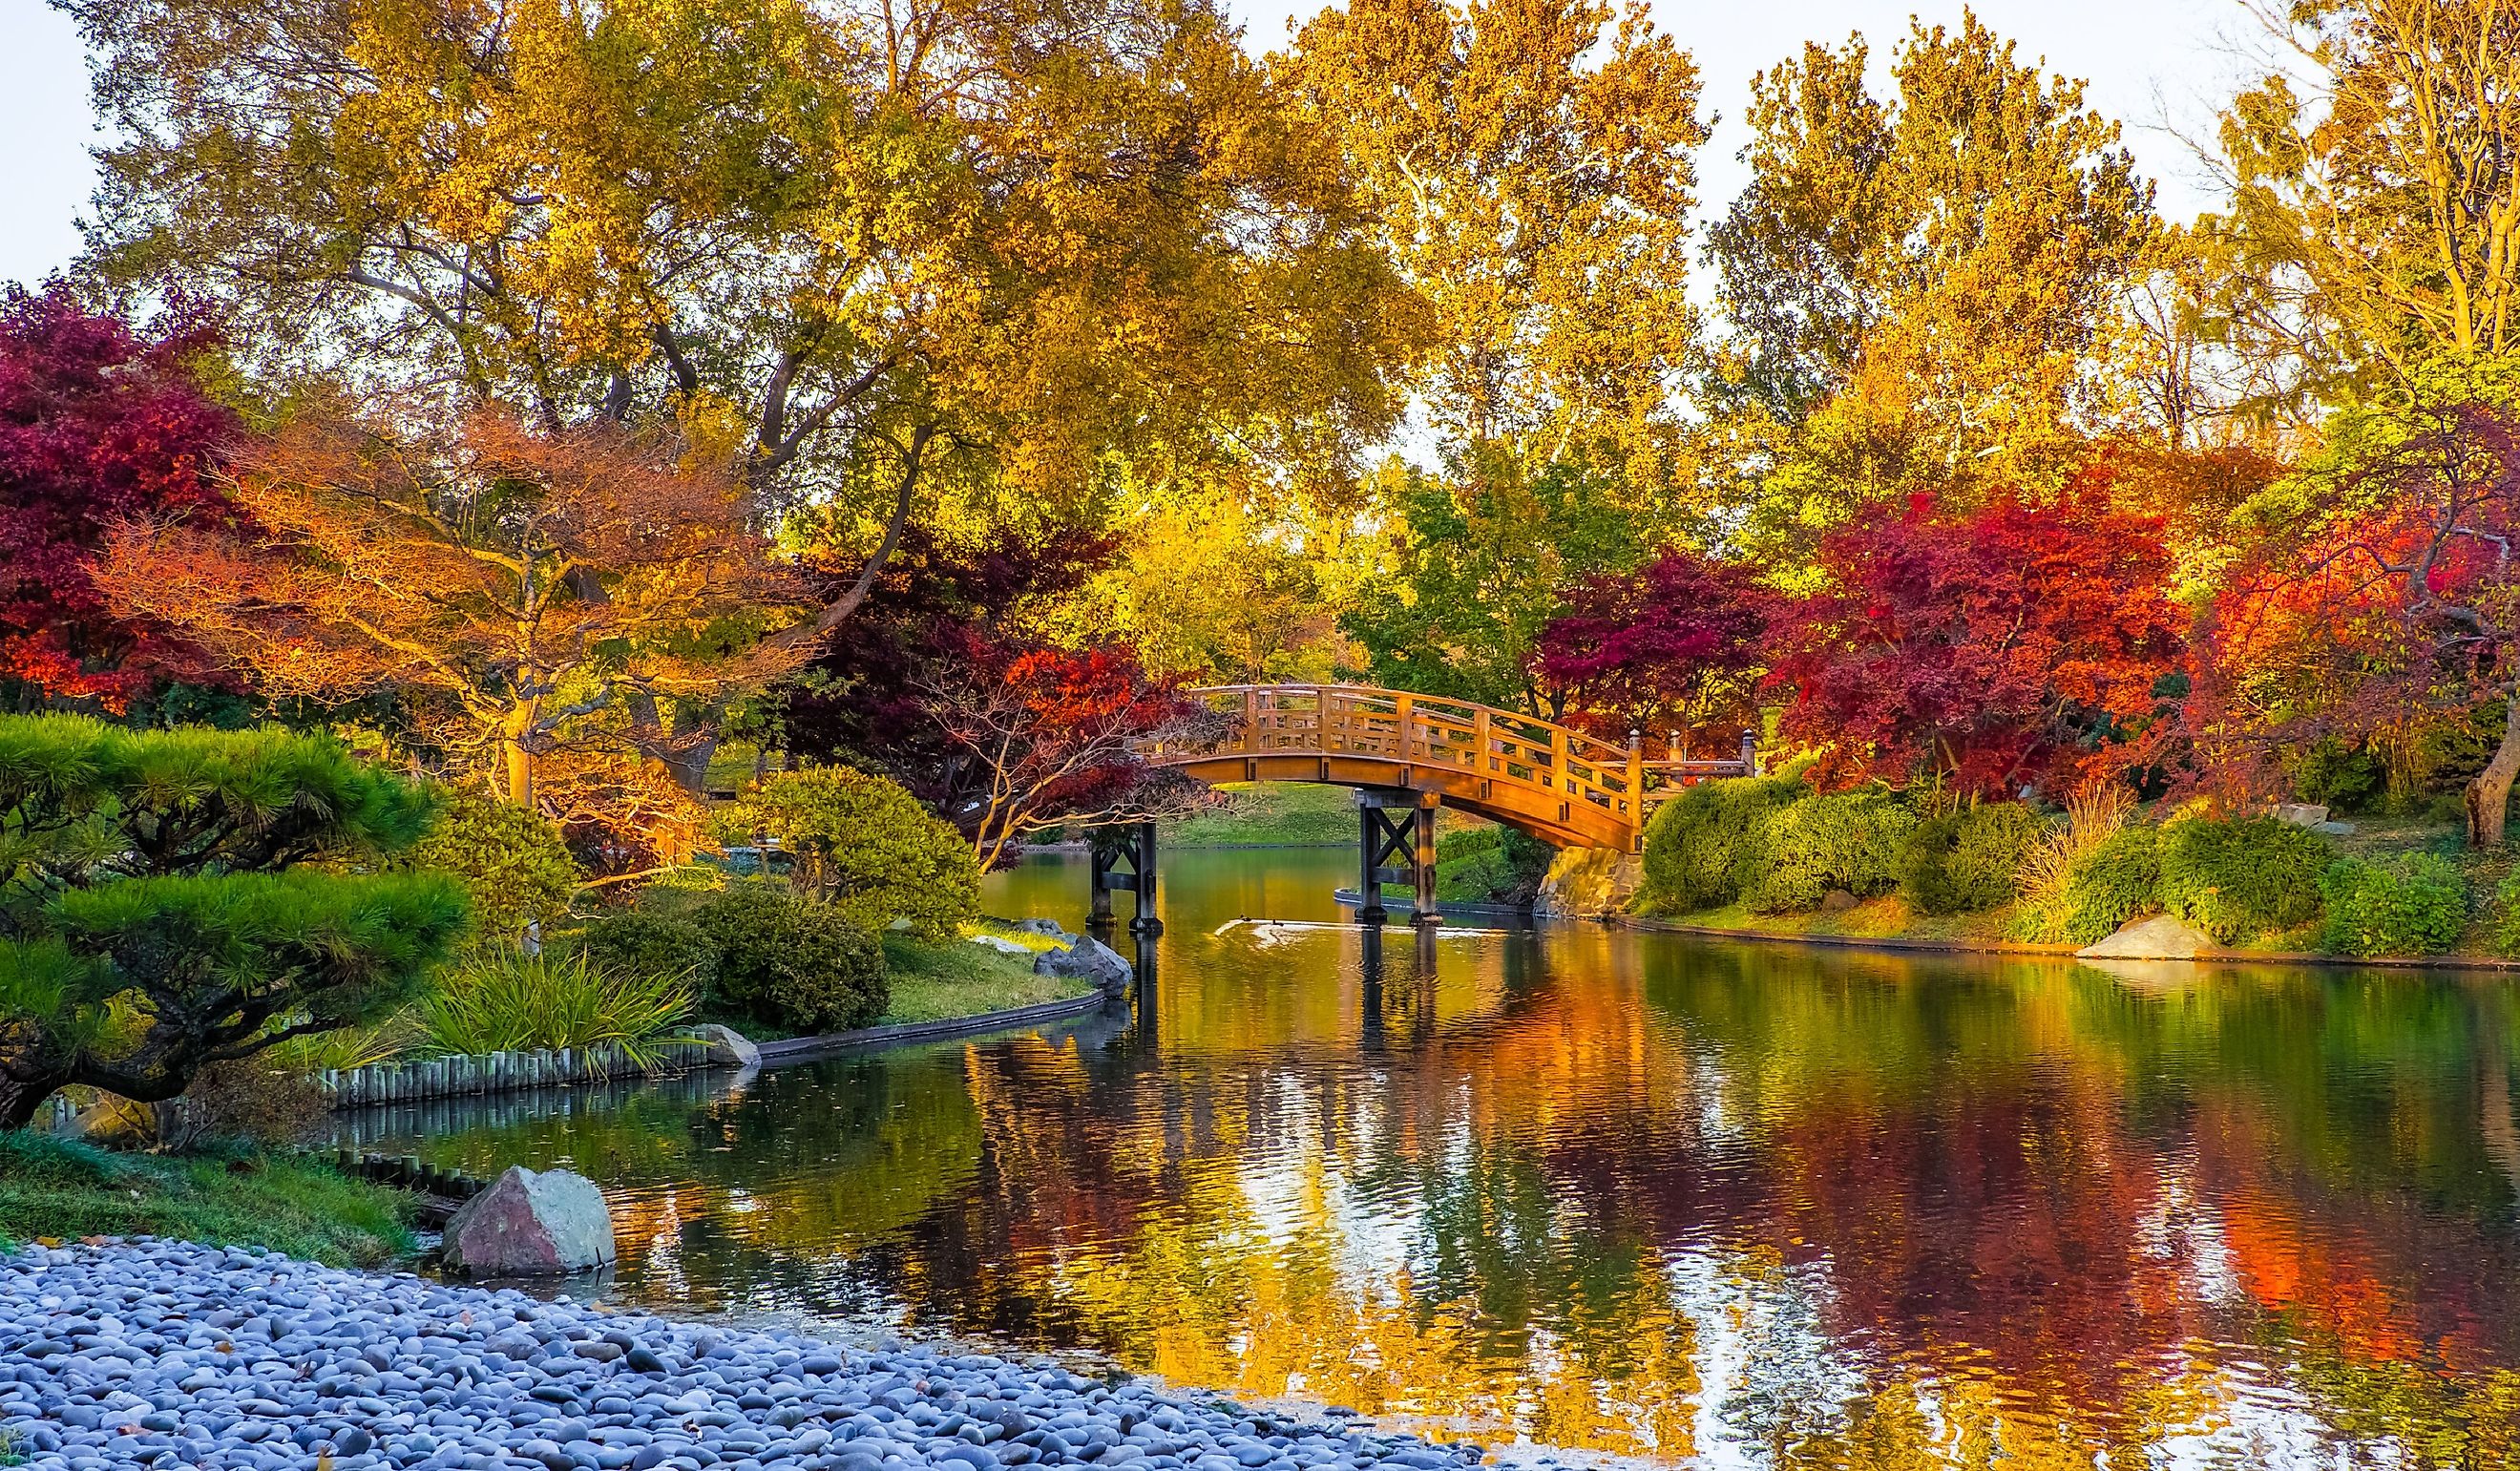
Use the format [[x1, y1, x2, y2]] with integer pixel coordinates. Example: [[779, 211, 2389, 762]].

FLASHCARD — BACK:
[[877, 932, 1093, 1024], [0, 1133, 416, 1265]]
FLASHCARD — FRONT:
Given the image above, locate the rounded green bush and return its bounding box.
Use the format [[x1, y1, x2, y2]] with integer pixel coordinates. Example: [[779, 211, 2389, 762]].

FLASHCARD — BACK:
[[2061, 826, 2160, 946], [1749, 790, 1915, 914], [691, 882, 890, 1033], [1641, 773, 1806, 914], [2322, 853, 2468, 957], [1898, 802, 2047, 915], [565, 908, 722, 991], [403, 787, 581, 942], [716, 767, 978, 940], [2157, 815, 2331, 943]]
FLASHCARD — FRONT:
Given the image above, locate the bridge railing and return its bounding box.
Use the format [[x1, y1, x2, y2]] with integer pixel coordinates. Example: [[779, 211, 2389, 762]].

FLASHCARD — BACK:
[[1162, 684, 1755, 839]]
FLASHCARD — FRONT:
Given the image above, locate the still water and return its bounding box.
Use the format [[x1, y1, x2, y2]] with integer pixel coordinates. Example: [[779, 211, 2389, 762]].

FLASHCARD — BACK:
[[355, 847, 2520, 1467]]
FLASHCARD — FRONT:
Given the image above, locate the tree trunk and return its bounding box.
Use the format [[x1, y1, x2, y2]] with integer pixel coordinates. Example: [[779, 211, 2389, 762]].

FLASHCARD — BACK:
[[2466, 695, 2520, 846], [503, 735, 536, 809], [0, 1071, 60, 1131]]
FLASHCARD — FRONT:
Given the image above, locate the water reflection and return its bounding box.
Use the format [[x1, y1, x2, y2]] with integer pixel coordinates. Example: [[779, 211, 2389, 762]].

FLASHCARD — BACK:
[[351, 849, 2520, 1467]]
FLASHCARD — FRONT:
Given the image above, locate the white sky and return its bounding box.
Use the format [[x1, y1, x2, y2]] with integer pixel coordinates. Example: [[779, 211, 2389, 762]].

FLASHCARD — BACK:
[[0, 0, 2275, 291]]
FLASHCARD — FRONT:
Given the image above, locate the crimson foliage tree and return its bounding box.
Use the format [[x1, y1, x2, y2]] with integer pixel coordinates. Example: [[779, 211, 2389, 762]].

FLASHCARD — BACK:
[[784, 528, 1206, 860], [1533, 549, 1774, 751], [0, 288, 236, 710], [1773, 480, 2184, 797]]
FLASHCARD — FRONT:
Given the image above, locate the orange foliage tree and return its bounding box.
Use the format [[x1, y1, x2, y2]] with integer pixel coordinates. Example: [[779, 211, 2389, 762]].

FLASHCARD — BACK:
[[96, 409, 808, 848]]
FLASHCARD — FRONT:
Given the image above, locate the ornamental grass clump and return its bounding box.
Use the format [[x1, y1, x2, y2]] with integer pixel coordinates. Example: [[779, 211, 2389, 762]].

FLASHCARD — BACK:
[[2011, 783, 2134, 941], [415, 947, 696, 1065], [2157, 814, 2331, 943]]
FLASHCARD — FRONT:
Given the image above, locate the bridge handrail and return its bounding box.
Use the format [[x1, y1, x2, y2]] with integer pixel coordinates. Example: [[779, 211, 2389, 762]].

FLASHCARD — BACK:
[[1150, 683, 1754, 847]]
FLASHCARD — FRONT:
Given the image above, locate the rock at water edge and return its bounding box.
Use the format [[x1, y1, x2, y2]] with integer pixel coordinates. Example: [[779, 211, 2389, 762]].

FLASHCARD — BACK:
[[2271, 802, 2331, 828], [2076, 914, 2212, 961], [1537, 848, 1644, 918], [441, 1166, 617, 1276], [1035, 935, 1132, 990], [690, 1022, 761, 1069]]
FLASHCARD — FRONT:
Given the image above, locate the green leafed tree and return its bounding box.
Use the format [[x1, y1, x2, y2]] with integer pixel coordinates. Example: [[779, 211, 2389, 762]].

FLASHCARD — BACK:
[[0, 717, 467, 1126], [1341, 449, 1645, 715]]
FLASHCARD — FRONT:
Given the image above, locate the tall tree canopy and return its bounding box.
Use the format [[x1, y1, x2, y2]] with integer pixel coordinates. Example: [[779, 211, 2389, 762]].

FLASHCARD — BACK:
[[73, 0, 1417, 631], [0, 287, 237, 711], [1279, 0, 1707, 475], [2214, 0, 2520, 407], [1702, 14, 2157, 530]]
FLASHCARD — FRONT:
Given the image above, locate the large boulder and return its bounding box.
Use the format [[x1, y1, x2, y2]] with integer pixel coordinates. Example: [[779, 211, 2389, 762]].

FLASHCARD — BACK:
[[689, 1022, 760, 1069], [1536, 848, 1645, 919], [440, 1166, 617, 1277], [1035, 935, 1132, 990], [2076, 914, 2213, 961]]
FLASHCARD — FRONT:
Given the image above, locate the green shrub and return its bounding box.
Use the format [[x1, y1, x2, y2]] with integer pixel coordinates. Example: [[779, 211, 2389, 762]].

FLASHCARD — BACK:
[[716, 766, 978, 939], [1433, 827, 1555, 905], [2321, 853, 2468, 957], [2291, 738, 2385, 814], [2060, 825, 2160, 946], [401, 787, 581, 941], [415, 946, 697, 1062], [1641, 773, 1807, 913], [2155, 815, 2332, 943], [1897, 803, 2047, 914], [566, 909, 722, 992], [0, 1129, 125, 1188], [1749, 790, 1916, 914], [691, 883, 889, 1033]]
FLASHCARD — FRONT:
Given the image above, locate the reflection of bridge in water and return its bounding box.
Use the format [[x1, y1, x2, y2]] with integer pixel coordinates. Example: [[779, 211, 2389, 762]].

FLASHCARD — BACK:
[[1090, 684, 1755, 930]]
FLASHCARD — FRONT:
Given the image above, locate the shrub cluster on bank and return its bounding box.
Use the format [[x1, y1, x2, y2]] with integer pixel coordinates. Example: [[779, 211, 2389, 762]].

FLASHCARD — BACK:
[[1640, 772, 2491, 960]]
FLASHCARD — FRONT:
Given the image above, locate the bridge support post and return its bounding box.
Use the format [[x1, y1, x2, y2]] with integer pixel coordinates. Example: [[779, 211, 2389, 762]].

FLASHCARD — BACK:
[[1355, 788, 1440, 927], [1089, 823, 1163, 935]]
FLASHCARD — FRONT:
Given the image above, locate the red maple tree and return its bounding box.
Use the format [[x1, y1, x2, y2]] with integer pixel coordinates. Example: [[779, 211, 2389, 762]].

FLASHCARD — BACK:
[[1533, 549, 1774, 752], [911, 635, 1215, 868], [1773, 476, 2186, 797], [0, 287, 237, 709]]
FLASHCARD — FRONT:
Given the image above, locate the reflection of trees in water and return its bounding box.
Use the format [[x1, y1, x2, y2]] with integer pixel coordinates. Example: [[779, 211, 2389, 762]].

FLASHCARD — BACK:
[[365, 933, 2520, 1465]]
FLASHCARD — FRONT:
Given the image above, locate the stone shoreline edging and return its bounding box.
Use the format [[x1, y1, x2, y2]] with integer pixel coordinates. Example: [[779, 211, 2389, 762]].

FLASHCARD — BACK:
[[2, 1240, 1490, 1471], [1616, 914, 2520, 973], [755, 989, 1119, 1067]]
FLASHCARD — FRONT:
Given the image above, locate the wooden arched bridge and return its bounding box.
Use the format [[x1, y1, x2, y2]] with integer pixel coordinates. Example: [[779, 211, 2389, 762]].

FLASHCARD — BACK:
[[1091, 684, 1754, 931]]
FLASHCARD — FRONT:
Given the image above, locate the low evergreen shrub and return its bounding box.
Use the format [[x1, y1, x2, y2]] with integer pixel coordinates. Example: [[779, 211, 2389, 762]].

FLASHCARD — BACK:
[[2290, 738, 2385, 814], [2321, 853, 2468, 957], [1640, 772, 1806, 913], [1750, 790, 1915, 914], [691, 883, 890, 1033], [2060, 826, 2160, 946], [2157, 815, 2331, 943], [566, 909, 722, 993], [714, 767, 978, 939], [1897, 802, 2047, 914]]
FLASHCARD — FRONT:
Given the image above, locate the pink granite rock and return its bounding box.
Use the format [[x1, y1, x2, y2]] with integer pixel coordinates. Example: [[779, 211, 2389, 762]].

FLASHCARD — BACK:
[[440, 1166, 616, 1276]]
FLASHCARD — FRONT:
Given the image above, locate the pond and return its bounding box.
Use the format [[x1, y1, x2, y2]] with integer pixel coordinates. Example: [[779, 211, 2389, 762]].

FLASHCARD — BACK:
[[347, 847, 2520, 1467]]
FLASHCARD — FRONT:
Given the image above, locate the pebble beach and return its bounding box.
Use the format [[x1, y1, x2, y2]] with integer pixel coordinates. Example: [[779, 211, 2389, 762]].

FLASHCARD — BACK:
[[2, 1242, 1488, 1471]]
